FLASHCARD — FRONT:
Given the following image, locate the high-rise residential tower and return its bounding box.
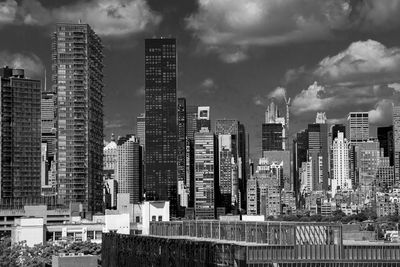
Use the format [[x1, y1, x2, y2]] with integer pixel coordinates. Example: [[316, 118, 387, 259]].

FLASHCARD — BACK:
[[52, 23, 104, 214], [0, 67, 42, 205], [332, 132, 351, 197], [144, 38, 178, 216]]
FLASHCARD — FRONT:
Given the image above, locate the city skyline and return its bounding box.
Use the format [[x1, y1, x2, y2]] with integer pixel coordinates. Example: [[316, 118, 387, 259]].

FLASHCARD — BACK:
[[1, 1, 400, 158], [2, 3, 400, 265]]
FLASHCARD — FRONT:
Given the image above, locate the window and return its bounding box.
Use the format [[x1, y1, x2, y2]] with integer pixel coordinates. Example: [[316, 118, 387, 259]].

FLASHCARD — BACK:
[[158, 216, 162, 221], [152, 216, 156, 221], [87, 231, 94, 240], [136, 216, 140, 223], [54, 231, 62, 241], [95, 231, 102, 240]]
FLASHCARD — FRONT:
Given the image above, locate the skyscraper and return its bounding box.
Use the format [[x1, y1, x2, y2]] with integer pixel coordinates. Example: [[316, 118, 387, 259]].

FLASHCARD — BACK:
[[117, 135, 142, 204], [293, 130, 308, 199], [103, 135, 117, 208], [332, 132, 351, 197], [136, 113, 145, 149], [144, 38, 178, 216], [377, 126, 394, 166], [196, 106, 211, 131], [262, 123, 283, 151], [41, 91, 57, 196], [215, 119, 247, 213], [347, 112, 369, 143], [185, 105, 198, 207], [52, 23, 104, 214], [262, 100, 287, 152], [355, 140, 382, 191], [194, 128, 216, 219], [307, 122, 329, 191], [0, 67, 42, 205], [177, 98, 188, 207]]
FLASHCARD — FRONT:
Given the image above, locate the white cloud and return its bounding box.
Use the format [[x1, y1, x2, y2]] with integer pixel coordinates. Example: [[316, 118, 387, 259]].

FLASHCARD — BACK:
[[219, 50, 248, 64], [287, 40, 400, 118], [291, 82, 336, 114], [314, 40, 400, 84], [0, 51, 44, 77], [1, 0, 161, 37], [369, 99, 393, 125], [268, 87, 287, 101], [0, 0, 17, 25]]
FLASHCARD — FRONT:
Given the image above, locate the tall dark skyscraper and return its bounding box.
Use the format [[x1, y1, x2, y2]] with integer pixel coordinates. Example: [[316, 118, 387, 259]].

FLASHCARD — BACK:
[[52, 23, 104, 214], [0, 67, 42, 205], [307, 123, 329, 191], [378, 126, 394, 166], [215, 119, 247, 213], [185, 105, 198, 207], [144, 38, 178, 216], [262, 123, 283, 151], [293, 130, 308, 201]]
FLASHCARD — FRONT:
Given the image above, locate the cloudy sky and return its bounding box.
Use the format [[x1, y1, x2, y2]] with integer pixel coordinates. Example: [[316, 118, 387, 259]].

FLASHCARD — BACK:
[[1, 0, 400, 158]]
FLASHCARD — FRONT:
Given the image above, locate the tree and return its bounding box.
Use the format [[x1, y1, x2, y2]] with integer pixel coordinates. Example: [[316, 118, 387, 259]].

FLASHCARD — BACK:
[[0, 237, 101, 267]]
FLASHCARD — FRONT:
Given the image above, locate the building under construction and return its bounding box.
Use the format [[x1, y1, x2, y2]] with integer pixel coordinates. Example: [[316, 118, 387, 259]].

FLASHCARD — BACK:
[[102, 220, 400, 266]]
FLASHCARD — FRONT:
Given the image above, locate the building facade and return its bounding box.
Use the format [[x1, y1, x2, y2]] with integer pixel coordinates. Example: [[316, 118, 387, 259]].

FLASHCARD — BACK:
[[144, 38, 178, 216], [52, 23, 104, 214], [177, 98, 188, 208], [0, 67, 42, 205], [117, 135, 142, 204], [332, 132, 351, 197], [347, 112, 369, 144], [194, 129, 216, 219]]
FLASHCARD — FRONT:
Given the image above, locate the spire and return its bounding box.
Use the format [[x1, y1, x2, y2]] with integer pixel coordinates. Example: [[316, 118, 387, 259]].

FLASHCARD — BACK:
[[111, 133, 115, 142]]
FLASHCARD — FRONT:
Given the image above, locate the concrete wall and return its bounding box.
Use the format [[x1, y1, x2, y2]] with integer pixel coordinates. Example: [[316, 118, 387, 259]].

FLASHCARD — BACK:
[[104, 213, 130, 234], [12, 217, 45, 246]]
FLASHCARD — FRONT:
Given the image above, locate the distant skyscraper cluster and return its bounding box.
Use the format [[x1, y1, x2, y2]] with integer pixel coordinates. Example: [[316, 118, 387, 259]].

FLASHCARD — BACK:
[[1, 22, 400, 221]]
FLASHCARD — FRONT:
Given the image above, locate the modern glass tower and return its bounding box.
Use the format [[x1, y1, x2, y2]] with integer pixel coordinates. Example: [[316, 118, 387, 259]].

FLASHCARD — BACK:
[[0, 67, 42, 205], [144, 38, 178, 216], [52, 23, 104, 214]]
